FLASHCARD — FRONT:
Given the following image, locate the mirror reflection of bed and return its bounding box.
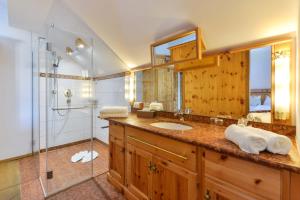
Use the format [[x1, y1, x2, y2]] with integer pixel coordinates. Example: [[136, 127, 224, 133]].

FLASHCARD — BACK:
[[248, 46, 272, 123]]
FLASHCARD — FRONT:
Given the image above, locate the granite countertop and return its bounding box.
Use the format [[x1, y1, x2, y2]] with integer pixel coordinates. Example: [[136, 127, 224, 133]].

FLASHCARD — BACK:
[[106, 113, 300, 173]]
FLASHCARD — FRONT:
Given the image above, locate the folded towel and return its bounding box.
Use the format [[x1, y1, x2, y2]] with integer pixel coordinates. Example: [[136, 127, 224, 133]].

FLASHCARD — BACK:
[[225, 124, 267, 154], [100, 106, 128, 114], [245, 126, 292, 155], [99, 106, 128, 118], [99, 113, 128, 118], [149, 102, 163, 111]]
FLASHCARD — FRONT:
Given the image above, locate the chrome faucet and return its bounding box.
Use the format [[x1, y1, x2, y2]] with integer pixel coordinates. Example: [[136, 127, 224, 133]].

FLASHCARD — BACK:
[[174, 108, 192, 121]]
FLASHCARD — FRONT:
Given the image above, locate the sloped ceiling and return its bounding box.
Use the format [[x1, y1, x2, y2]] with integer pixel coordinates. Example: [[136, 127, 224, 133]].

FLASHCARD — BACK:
[[7, 0, 299, 70]]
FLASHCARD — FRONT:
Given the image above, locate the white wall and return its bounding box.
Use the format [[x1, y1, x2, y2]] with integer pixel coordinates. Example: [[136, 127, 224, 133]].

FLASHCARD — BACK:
[[250, 46, 272, 89], [93, 77, 128, 144], [39, 56, 94, 149], [0, 0, 32, 160]]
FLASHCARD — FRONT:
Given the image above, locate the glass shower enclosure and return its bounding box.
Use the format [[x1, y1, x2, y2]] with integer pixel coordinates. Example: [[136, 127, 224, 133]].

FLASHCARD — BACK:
[[32, 25, 95, 196]]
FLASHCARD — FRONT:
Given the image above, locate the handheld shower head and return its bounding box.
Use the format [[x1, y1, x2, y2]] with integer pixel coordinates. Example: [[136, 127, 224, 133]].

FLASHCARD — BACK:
[[53, 56, 62, 68]]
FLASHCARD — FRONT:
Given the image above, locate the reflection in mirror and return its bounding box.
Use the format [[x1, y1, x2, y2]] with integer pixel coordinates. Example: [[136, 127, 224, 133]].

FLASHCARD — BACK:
[[135, 67, 180, 112], [177, 40, 293, 125], [248, 46, 272, 123], [153, 33, 196, 66]]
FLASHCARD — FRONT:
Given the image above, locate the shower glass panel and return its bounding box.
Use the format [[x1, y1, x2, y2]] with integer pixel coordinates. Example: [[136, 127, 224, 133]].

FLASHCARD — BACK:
[[40, 25, 94, 196]]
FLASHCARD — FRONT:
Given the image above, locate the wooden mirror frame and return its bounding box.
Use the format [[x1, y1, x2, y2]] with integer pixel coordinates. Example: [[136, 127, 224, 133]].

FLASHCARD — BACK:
[[150, 27, 206, 68]]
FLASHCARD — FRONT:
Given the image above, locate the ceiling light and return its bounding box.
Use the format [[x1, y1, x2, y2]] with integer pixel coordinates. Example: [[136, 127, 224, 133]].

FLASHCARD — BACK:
[[75, 38, 86, 49], [66, 47, 73, 56]]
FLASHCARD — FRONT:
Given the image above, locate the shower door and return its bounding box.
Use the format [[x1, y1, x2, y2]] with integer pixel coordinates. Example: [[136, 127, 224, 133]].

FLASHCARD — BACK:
[[40, 25, 95, 196]]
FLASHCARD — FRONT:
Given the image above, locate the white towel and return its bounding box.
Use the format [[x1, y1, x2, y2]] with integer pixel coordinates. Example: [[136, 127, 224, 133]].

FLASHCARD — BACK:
[[81, 151, 99, 163], [149, 102, 163, 111], [245, 126, 292, 155], [99, 106, 128, 118], [225, 124, 267, 154], [71, 151, 88, 163]]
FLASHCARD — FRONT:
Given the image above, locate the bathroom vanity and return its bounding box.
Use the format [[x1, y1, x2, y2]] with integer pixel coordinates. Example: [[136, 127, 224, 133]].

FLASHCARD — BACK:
[[107, 114, 300, 200]]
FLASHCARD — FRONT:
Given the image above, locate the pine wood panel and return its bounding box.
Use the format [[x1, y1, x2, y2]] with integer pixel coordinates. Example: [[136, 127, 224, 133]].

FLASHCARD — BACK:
[[152, 156, 198, 200], [126, 126, 197, 172], [126, 143, 152, 200], [170, 41, 197, 63], [183, 51, 249, 118], [204, 177, 266, 200], [291, 172, 300, 200], [175, 55, 220, 71], [204, 150, 281, 200], [109, 123, 125, 186]]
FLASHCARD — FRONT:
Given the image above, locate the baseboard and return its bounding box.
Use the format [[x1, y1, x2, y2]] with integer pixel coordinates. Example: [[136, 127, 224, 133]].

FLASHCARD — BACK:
[[107, 172, 124, 192], [0, 152, 33, 164], [93, 137, 109, 146], [40, 138, 92, 153]]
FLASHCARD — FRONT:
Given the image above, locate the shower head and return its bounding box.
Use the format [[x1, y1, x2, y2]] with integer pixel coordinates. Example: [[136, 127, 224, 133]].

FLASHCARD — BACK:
[[53, 56, 62, 68]]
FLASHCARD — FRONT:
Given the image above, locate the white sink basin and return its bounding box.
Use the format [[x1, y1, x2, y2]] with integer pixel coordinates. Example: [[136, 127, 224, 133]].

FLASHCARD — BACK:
[[150, 122, 192, 131]]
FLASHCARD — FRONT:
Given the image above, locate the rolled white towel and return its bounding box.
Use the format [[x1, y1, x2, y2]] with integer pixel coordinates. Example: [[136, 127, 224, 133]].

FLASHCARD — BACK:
[[149, 102, 163, 111], [245, 126, 292, 155], [225, 124, 267, 154], [99, 106, 128, 118]]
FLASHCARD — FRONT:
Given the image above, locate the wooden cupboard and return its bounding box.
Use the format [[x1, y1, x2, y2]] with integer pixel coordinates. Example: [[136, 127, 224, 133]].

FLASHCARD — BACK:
[[125, 126, 198, 200], [107, 122, 125, 190], [108, 123, 300, 200]]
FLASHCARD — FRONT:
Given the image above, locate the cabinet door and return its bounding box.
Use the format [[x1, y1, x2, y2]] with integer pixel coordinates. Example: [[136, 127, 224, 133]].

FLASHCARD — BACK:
[[152, 156, 198, 200], [204, 177, 264, 200], [126, 143, 152, 200], [109, 134, 125, 185]]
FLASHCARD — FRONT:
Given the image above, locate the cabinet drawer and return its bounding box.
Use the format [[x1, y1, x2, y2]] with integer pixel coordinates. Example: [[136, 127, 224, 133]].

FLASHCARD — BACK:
[[204, 150, 281, 200], [125, 126, 197, 172], [109, 122, 124, 143]]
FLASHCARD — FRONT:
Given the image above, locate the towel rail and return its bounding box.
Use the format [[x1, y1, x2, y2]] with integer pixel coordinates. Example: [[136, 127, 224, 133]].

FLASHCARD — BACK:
[[51, 106, 89, 111]]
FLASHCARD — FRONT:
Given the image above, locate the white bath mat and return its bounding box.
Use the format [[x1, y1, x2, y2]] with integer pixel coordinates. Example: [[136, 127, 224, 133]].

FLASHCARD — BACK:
[[71, 151, 88, 163], [81, 151, 99, 163]]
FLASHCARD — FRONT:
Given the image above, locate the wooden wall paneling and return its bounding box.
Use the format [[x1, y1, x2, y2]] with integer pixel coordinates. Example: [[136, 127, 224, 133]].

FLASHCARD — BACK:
[[183, 51, 249, 118], [291, 172, 300, 200]]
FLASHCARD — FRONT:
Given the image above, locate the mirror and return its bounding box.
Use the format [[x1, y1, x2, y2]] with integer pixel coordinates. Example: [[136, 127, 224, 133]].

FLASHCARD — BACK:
[[151, 28, 205, 67], [136, 37, 295, 125], [248, 46, 272, 123], [135, 67, 180, 112], [182, 40, 294, 125]]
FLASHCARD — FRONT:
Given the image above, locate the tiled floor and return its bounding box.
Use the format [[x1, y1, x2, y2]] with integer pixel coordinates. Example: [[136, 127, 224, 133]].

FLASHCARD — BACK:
[[0, 140, 124, 200], [40, 141, 109, 194]]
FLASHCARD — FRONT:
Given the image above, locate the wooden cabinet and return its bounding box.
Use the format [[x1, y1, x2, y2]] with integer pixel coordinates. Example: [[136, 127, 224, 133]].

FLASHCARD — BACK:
[[175, 55, 220, 71], [203, 149, 281, 200], [107, 122, 125, 191], [151, 156, 197, 200], [126, 143, 152, 200], [125, 126, 198, 200], [170, 41, 197, 63], [107, 122, 299, 200]]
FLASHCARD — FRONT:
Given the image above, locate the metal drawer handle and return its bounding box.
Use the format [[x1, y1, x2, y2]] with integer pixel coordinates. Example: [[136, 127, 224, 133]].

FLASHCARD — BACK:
[[204, 190, 211, 200], [127, 135, 188, 160]]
